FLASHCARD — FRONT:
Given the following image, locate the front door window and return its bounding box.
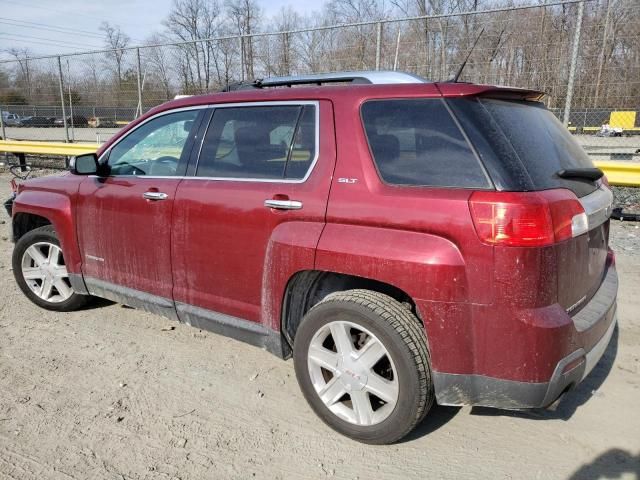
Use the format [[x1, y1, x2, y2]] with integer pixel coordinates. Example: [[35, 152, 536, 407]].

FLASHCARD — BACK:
[[106, 110, 199, 176]]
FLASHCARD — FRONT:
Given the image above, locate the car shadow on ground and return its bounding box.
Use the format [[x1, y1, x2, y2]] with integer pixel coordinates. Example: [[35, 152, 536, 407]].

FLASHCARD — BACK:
[[567, 448, 640, 480], [77, 296, 116, 310], [401, 404, 463, 442], [470, 323, 620, 422]]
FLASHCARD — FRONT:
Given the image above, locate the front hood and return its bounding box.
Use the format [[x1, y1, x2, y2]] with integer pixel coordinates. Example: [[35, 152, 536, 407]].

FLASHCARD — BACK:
[[17, 172, 80, 195]]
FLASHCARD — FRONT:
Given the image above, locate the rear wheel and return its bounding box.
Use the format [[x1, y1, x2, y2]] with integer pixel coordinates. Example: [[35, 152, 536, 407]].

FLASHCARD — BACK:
[[293, 289, 434, 444], [12, 225, 89, 311]]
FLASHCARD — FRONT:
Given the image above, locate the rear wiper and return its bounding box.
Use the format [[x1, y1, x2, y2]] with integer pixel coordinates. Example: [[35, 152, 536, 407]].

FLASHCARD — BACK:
[[556, 168, 604, 181]]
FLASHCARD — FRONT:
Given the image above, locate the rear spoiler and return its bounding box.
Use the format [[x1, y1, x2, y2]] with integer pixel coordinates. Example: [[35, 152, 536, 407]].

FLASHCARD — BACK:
[[435, 82, 545, 101]]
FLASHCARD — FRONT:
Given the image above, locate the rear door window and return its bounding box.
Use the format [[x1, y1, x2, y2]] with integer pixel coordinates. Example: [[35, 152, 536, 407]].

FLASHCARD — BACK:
[[361, 99, 490, 188], [196, 104, 316, 180]]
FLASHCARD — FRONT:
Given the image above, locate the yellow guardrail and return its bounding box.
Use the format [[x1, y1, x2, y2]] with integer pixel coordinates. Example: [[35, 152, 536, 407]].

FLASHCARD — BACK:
[[0, 140, 98, 156], [0, 140, 638, 187], [594, 161, 640, 187]]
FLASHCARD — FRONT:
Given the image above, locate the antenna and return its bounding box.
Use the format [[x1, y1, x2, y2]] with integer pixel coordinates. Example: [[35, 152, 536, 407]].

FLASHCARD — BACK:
[[450, 27, 485, 83]]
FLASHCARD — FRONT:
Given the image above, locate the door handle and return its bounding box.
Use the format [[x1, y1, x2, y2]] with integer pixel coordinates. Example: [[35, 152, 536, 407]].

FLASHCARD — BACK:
[[142, 191, 168, 201], [264, 199, 303, 210]]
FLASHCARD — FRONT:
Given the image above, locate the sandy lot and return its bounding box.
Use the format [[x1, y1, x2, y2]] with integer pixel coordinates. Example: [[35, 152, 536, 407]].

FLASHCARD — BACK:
[[0, 174, 639, 480]]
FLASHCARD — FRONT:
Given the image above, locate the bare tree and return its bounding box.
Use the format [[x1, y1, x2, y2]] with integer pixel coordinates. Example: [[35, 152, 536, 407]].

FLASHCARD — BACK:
[[326, 0, 387, 69], [164, 0, 222, 92], [5, 48, 33, 101], [100, 22, 130, 88], [226, 0, 261, 80], [262, 6, 302, 76], [143, 34, 175, 101]]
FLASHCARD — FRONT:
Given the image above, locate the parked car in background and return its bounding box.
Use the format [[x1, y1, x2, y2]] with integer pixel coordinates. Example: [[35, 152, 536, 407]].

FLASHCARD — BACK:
[[7, 71, 617, 445], [88, 116, 119, 128], [20, 116, 56, 127], [54, 115, 88, 127], [1, 111, 23, 127]]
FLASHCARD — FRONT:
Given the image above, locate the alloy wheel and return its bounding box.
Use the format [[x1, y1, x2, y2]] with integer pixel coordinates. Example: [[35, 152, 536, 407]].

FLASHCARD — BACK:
[[21, 242, 73, 303], [307, 320, 399, 426]]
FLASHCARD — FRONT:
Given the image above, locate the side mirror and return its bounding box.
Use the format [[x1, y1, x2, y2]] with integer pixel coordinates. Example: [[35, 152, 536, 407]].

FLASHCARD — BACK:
[[69, 153, 99, 175]]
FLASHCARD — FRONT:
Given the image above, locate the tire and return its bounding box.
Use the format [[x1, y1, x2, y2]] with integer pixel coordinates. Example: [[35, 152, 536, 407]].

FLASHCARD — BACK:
[[12, 225, 89, 311], [293, 289, 434, 444]]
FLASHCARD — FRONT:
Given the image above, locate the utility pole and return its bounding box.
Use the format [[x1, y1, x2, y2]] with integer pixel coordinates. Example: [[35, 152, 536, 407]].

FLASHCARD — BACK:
[[562, 1, 585, 127], [57, 56, 69, 142]]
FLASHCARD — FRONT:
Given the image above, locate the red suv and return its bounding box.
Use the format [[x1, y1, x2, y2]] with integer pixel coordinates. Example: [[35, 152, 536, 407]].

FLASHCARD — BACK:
[[9, 71, 617, 444]]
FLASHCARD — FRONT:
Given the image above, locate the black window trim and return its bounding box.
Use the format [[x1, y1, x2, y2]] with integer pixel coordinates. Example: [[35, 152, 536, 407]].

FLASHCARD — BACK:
[[192, 100, 321, 184], [360, 97, 494, 190]]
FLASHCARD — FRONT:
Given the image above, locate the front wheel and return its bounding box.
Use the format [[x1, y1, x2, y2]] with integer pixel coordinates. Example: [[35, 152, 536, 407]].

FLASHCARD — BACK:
[[12, 225, 89, 311], [293, 289, 434, 444]]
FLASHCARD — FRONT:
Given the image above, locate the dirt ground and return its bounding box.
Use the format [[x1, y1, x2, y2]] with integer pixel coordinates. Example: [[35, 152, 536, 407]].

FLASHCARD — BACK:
[[0, 174, 639, 480]]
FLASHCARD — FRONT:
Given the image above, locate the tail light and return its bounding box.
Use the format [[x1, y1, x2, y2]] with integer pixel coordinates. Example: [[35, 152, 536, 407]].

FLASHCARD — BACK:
[[469, 189, 588, 247]]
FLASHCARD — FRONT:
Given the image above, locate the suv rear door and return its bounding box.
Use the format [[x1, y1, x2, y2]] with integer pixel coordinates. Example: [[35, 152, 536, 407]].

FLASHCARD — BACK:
[[171, 100, 335, 327]]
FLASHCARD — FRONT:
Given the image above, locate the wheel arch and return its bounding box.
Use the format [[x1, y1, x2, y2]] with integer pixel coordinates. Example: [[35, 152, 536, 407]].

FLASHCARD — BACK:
[[281, 270, 421, 358], [12, 212, 51, 242]]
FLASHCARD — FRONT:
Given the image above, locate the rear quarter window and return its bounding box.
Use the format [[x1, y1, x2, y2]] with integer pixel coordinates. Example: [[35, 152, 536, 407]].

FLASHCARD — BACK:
[[361, 99, 490, 189]]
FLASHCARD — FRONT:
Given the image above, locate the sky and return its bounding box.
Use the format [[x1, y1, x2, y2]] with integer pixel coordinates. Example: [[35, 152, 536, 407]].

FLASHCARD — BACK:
[[0, 0, 326, 61]]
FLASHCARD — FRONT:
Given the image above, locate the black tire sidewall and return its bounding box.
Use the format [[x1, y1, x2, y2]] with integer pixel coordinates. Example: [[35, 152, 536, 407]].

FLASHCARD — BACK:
[[294, 299, 424, 444], [12, 226, 87, 312]]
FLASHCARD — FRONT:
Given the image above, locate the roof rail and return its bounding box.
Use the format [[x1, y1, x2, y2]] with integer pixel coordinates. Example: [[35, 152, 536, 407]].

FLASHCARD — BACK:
[[222, 71, 428, 91]]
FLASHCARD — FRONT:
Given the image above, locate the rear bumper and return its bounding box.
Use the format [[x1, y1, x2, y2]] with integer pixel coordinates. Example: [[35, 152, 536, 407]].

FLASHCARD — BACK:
[[433, 311, 616, 408], [432, 262, 618, 409]]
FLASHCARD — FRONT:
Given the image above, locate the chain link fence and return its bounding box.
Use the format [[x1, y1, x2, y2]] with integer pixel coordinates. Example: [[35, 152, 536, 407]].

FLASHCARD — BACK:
[[0, 0, 638, 160]]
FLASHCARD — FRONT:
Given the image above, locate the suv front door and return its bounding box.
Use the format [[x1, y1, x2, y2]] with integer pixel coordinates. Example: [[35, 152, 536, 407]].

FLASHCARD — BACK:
[[172, 101, 335, 330], [76, 108, 203, 313]]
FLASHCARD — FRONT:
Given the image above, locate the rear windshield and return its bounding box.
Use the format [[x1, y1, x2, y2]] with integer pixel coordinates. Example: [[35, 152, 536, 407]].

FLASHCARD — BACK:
[[447, 97, 597, 196], [361, 99, 490, 188]]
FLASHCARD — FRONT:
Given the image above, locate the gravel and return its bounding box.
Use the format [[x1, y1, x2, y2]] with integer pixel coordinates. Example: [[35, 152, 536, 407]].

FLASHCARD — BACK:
[[611, 221, 640, 256], [609, 187, 640, 256], [611, 186, 640, 213]]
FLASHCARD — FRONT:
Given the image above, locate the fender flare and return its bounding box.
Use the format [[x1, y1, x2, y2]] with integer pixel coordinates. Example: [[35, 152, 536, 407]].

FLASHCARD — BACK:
[[12, 190, 82, 273]]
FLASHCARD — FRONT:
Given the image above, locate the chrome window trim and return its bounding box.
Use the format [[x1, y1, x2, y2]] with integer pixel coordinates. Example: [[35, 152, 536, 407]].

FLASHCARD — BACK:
[[192, 100, 320, 184], [96, 105, 210, 170]]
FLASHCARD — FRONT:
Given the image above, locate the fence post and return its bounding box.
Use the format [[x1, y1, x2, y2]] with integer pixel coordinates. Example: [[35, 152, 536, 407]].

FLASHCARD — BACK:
[[239, 36, 245, 82], [375, 22, 383, 70], [56, 56, 69, 142], [136, 48, 143, 118], [0, 106, 6, 140], [68, 86, 75, 142], [0, 105, 7, 166], [562, 0, 585, 127], [393, 28, 401, 71]]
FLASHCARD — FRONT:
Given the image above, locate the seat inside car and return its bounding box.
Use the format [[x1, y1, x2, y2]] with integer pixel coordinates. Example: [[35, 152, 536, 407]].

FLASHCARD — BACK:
[[234, 124, 287, 178]]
